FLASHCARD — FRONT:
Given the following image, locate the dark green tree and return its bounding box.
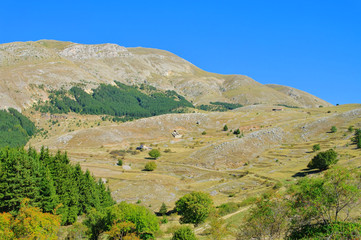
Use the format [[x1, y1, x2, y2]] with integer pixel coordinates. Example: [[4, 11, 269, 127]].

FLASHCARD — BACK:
[[353, 129, 361, 148], [223, 125, 228, 131], [175, 191, 213, 226], [307, 149, 338, 170], [233, 129, 240, 135], [159, 202, 167, 215]]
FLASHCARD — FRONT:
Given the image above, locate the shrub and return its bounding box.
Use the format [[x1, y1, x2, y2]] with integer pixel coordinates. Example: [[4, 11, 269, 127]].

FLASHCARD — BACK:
[[85, 201, 159, 240], [148, 149, 160, 159], [159, 203, 167, 215], [330, 126, 337, 133], [175, 191, 213, 226], [171, 226, 197, 240], [201, 131, 206, 135], [312, 144, 320, 152], [223, 124, 228, 131], [307, 149, 338, 170], [233, 129, 240, 135], [239, 194, 289, 240], [288, 222, 361, 239], [144, 162, 157, 171], [348, 126, 354, 132], [117, 159, 123, 166], [164, 148, 171, 153]]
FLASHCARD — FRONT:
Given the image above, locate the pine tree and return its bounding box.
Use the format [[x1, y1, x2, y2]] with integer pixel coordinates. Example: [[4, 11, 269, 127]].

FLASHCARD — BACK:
[[159, 202, 167, 215]]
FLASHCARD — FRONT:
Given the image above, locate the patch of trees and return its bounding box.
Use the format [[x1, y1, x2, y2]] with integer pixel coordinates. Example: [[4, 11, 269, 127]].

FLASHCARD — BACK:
[[276, 104, 301, 109], [197, 102, 243, 112], [84, 201, 159, 240], [353, 128, 361, 148], [35, 82, 193, 120], [0, 199, 60, 239], [0, 147, 114, 225], [238, 167, 361, 239], [0, 108, 36, 148]]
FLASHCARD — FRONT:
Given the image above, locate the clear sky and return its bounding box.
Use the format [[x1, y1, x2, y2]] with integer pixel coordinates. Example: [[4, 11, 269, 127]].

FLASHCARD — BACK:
[[1, 0, 360, 104]]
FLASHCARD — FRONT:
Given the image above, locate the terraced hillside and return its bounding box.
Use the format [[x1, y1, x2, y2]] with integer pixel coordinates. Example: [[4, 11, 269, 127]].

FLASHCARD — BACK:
[[26, 104, 361, 213]]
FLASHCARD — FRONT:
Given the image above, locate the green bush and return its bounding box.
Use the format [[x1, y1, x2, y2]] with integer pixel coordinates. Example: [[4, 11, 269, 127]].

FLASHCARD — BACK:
[[117, 159, 123, 166], [201, 131, 206, 135], [223, 124, 228, 131], [144, 162, 157, 171], [148, 149, 161, 159], [330, 126, 337, 133], [175, 191, 213, 226], [171, 226, 197, 240], [288, 222, 361, 239], [307, 149, 338, 170], [312, 144, 320, 152]]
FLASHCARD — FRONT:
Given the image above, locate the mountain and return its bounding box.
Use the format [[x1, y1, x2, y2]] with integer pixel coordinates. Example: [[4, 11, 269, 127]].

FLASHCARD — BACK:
[[0, 40, 331, 110]]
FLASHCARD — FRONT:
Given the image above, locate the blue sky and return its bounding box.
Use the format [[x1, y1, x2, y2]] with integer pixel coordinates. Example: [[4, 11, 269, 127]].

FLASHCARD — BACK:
[[1, 0, 360, 104]]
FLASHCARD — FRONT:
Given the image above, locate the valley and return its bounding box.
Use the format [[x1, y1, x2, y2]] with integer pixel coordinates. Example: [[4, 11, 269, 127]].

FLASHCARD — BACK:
[[24, 103, 361, 239]]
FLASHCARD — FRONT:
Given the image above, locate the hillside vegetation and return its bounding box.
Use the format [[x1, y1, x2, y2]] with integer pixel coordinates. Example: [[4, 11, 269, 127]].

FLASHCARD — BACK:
[[0, 147, 113, 225], [0, 108, 36, 147], [35, 82, 193, 120]]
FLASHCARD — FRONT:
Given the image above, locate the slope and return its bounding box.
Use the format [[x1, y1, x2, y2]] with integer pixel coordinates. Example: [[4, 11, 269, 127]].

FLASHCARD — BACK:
[[0, 40, 332, 110]]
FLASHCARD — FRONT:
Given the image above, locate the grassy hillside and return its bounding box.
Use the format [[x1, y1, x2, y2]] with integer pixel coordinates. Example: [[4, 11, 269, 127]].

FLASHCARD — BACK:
[[0, 40, 332, 110]]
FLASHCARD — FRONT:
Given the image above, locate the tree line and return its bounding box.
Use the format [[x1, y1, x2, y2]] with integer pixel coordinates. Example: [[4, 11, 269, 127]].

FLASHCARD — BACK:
[[0, 108, 36, 148], [0, 147, 114, 225], [35, 82, 194, 119], [197, 101, 243, 112]]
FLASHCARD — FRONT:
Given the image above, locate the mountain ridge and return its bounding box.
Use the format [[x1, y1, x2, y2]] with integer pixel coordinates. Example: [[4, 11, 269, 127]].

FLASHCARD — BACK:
[[0, 40, 332, 110]]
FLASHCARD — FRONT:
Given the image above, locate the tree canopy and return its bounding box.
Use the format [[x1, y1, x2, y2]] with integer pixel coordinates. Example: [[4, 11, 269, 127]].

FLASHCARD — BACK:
[[307, 149, 338, 170], [175, 191, 213, 226], [0, 147, 114, 225], [85, 201, 159, 240], [148, 149, 161, 159], [35, 82, 193, 120], [0, 108, 36, 148]]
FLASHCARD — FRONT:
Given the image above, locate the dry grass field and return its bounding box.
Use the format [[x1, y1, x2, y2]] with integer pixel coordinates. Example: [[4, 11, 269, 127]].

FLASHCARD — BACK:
[[26, 104, 361, 239]]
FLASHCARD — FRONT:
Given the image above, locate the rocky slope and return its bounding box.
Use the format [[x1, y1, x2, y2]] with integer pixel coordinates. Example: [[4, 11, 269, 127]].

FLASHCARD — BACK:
[[0, 40, 332, 110]]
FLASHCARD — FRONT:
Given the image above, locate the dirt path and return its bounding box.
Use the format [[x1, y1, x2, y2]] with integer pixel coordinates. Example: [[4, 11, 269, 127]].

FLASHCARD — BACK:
[[194, 205, 251, 234]]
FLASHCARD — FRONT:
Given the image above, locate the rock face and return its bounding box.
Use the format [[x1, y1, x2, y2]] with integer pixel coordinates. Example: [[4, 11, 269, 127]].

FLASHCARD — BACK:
[[0, 40, 332, 110]]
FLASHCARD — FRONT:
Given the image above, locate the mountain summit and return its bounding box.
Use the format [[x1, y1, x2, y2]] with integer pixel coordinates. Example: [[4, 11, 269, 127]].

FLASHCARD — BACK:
[[0, 40, 331, 110]]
